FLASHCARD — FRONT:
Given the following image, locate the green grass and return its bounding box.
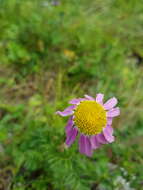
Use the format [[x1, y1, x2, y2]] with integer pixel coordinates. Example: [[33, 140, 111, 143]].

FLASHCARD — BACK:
[[0, 0, 143, 189]]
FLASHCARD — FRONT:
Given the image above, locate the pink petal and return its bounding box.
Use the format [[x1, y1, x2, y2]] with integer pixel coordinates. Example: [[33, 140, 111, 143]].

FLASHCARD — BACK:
[[84, 94, 95, 101], [85, 136, 93, 157], [65, 116, 74, 135], [56, 105, 76, 117], [103, 125, 114, 143], [107, 107, 120, 117], [104, 97, 117, 110], [79, 135, 93, 157], [79, 135, 85, 154], [69, 98, 85, 105], [90, 135, 101, 149], [65, 127, 78, 147], [96, 133, 108, 144], [107, 117, 113, 125], [96, 93, 104, 104]]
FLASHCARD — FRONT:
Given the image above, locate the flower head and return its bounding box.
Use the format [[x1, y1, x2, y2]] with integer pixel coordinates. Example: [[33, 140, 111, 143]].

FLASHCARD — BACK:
[[56, 94, 120, 157]]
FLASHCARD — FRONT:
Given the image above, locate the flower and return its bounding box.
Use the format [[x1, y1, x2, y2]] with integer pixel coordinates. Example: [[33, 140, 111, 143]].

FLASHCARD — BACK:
[[56, 94, 120, 157], [63, 49, 76, 60], [51, 0, 60, 6]]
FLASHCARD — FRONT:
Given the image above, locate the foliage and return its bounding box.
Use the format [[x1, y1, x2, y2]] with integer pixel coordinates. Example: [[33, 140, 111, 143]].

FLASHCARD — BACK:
[[0, 0, 143, 189]]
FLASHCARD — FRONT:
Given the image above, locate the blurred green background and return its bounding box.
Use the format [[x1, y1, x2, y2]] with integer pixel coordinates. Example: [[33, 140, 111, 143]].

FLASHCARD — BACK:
[[0, 0, 143, 189]]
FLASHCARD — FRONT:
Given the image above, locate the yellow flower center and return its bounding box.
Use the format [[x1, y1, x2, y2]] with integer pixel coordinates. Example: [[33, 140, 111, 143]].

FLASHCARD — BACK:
[[74, 100, 107, 135]]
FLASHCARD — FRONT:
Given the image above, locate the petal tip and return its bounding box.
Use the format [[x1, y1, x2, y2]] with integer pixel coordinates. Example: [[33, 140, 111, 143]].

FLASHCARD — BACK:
[[84, 94, 95, 100], [104, 97, 118, 110], [96, 93, 104, 104]]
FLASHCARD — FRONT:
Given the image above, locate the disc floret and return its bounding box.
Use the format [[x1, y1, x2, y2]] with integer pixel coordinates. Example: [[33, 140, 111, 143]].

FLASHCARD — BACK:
[[74, 101, 107, 135]]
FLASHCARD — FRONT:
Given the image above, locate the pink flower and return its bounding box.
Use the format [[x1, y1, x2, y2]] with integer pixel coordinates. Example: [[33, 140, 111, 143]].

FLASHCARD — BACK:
[[56, 94, 120, 157]]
